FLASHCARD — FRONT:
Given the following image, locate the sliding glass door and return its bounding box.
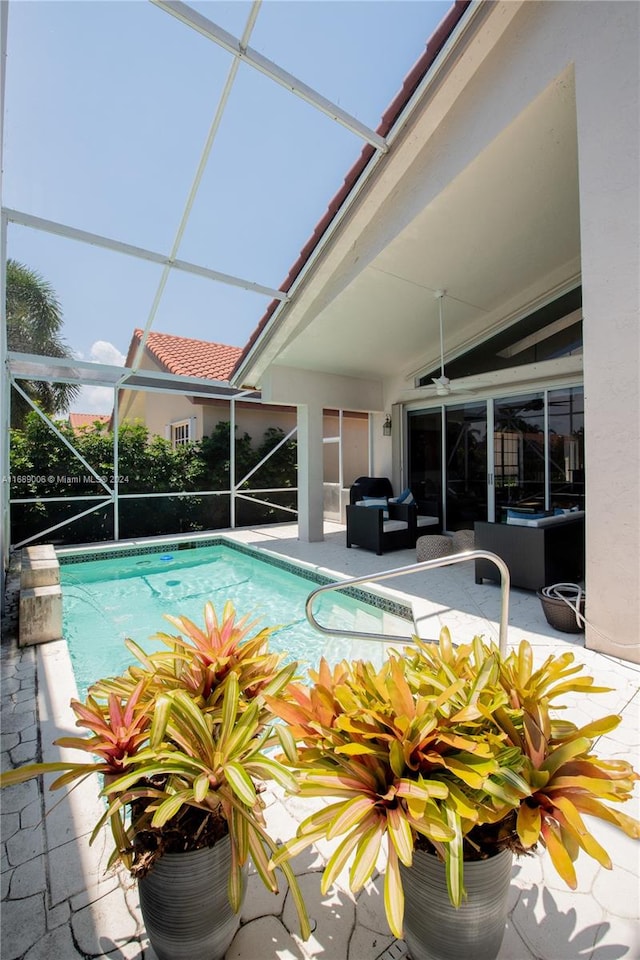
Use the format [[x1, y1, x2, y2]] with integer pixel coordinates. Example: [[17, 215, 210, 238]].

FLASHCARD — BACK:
[[493, 393, 545, 519], [548, 387, 585, 508], [407, 410, 442, 521], [407, 387, 583, 529], [445, 403, 488, 529], [408, 403, 488, 528]]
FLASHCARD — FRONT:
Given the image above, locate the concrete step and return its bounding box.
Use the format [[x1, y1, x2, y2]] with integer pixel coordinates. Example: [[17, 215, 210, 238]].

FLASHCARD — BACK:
[[19, 584, 63, 646], [21, 543, 61, 589]]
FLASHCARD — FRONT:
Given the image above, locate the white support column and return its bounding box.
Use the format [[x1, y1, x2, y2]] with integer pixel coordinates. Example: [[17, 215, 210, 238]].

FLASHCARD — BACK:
[[576, 6, 640, 664], [338, 409, 344, 491], [296, 403, 324, 542], [1, 212, 9, 592], [230, 396, 236, 528], [1, 4, 10, 599], [112, 385, 119, 540]]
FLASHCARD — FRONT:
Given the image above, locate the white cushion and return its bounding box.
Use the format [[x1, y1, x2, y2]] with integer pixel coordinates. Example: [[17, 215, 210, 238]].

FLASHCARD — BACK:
[[507, 510, 585, 528], [382, 520, 408, 533], [389, 488, 415, 505], [356, 497, 389, 519], [361, 496, 388, 508], [416, 515, 439, 528]]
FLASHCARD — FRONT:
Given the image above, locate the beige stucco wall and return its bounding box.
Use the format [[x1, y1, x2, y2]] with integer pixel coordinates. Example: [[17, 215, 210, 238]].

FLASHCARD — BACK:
[[373, 1, 639, 661], [117, 350, 371, 528], [573, 5, 639, 663], [118, 354, 202, 440], [118, 354, 298, 448], [202, 402, 298, 448]]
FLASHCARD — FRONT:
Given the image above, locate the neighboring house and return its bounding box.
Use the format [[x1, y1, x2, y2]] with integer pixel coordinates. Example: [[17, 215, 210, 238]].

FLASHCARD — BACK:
[[67, 413, 111, 434], [118, 328, 369, 518], [232, 1, 639, 663], [119, 329, 247, 447]]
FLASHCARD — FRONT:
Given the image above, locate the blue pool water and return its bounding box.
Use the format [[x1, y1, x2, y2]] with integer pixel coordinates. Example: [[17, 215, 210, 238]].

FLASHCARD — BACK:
[[59, 540, 413, 698]]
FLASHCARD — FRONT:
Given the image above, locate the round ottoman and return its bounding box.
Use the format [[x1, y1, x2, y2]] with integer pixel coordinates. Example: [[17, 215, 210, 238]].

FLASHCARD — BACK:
[[452, 529, 475, 552], [416, 535, 454, 562]]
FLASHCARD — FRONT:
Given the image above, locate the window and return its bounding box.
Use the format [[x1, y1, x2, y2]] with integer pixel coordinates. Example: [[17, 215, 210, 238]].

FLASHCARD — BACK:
[[418, 288, 582, 386], [171, 420, 191, 448]]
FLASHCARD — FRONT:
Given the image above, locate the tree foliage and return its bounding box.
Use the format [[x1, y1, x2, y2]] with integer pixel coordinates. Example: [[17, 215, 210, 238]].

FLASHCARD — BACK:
[[6, 259, 80, 427], [9, 415, 297, 545]]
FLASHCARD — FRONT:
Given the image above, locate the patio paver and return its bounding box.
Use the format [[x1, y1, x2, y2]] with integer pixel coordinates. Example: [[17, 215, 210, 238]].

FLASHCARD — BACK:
[[2, 522, 639, 959]]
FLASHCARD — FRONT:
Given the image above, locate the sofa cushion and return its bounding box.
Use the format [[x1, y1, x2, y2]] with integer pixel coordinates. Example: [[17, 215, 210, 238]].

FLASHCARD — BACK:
[[507, 510, 585, 528], [506, 508, 549, 524], [357, 497, 389, 519], [416, 515, 439, 528], [390, 488, 415, 505], [383, 520, 409, 533]]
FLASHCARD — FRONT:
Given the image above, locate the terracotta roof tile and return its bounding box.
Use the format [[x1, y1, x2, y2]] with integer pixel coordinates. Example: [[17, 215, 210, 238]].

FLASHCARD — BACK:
[[68, 413, 110, 431], [129, 329, 243, 382]]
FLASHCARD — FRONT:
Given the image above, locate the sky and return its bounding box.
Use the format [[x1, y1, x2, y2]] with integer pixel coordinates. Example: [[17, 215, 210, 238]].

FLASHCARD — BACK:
[[3, 0, 451, 413]]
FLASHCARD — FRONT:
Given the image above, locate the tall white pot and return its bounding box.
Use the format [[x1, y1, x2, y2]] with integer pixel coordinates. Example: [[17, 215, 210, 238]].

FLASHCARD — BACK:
[[138, 836, 244, 960], [399, 848, 513, 960]]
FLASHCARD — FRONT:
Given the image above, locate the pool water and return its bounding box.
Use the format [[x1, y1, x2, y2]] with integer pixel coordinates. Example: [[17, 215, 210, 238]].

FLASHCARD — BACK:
[[60, 542, 413, 698]]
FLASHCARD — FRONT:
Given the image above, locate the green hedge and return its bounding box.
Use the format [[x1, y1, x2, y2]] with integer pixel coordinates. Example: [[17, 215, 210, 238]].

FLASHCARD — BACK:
[[10, 415, 297, 546]]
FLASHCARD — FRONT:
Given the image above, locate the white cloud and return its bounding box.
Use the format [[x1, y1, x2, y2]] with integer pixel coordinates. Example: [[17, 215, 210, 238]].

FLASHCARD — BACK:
[[71, 385, 114, 415], [69, 340, 126, 414], [89, 340, 126, 366]]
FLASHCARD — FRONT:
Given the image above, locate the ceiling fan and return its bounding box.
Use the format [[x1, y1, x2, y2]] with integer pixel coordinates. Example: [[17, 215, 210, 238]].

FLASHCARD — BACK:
[[431, 289, 455, 395], [428, 290, 495, 397]]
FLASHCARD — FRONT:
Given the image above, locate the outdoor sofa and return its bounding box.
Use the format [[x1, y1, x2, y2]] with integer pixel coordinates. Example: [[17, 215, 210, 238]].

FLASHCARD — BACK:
[[474, 510, 585, 591]]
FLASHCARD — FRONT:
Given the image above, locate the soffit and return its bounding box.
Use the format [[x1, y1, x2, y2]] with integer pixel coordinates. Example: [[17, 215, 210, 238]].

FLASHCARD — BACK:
[[271, 71, 580, 383]]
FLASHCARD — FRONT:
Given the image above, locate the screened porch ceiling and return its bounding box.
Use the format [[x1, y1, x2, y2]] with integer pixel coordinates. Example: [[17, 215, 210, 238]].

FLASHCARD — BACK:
[[0, 0, 473, 404]]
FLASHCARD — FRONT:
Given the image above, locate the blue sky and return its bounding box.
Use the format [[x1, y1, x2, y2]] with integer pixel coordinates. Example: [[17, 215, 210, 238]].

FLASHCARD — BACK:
[[4, 0, 450, 411]]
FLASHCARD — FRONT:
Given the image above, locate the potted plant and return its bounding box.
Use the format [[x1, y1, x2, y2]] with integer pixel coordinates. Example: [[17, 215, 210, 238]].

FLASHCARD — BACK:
[[266, 629, 640, 960], [0, 601, 310, 960]]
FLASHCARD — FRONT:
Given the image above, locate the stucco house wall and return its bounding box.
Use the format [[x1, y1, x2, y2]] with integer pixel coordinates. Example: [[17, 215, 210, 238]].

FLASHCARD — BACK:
[[201, 400, 297, 447], [234, 1, 639, 662], [117, 353, 203, 440], [377, 0, 639, 662]]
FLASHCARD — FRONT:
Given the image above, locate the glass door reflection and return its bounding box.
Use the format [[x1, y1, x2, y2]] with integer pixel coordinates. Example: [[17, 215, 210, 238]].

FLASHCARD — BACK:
[[408, 409, 442, 523], [493, 393, 545, 519], [548, 387, 584, 509], [445, 402, 487, 530]]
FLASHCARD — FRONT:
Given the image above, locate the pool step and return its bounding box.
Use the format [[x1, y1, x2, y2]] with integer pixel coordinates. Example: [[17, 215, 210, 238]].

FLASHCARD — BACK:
[[21, 544, 60, 589], [19, 546, 63, 646]]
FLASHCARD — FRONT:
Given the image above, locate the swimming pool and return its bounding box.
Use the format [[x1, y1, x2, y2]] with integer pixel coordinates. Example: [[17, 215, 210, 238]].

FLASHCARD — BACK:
[[58, 538, 414, 698]]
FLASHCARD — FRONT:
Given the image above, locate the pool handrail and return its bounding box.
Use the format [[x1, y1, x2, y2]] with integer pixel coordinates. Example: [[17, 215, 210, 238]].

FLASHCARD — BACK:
[[305, 549, 511, 655]]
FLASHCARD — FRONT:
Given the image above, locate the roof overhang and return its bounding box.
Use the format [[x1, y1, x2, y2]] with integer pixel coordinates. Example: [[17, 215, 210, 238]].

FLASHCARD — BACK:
[[233, 0, 581, 395]]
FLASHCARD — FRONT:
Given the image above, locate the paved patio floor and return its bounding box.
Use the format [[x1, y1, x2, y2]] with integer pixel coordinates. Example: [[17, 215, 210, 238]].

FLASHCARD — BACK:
[[2, 521, 639, 959]]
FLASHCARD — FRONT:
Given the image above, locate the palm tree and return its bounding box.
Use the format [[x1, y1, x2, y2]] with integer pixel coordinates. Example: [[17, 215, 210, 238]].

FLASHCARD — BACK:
[[6, 259, 80, 427]]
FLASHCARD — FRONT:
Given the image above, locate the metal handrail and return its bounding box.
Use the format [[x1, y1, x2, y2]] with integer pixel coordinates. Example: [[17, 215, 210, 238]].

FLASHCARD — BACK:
[[305, 549, 511, 655]]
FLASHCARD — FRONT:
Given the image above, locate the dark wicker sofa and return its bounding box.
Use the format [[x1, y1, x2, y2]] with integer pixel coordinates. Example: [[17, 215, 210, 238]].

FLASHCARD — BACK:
[[474, 513, 585, 591]]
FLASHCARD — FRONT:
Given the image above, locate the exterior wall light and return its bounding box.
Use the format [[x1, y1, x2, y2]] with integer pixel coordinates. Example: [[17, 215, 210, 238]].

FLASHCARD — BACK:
[[383, 415, 392, 437]]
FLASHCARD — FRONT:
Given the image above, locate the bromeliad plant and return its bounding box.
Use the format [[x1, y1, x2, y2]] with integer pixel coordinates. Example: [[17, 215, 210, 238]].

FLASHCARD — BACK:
[[0, 601, 310, 939], [266, 629, 639, 939]]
